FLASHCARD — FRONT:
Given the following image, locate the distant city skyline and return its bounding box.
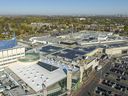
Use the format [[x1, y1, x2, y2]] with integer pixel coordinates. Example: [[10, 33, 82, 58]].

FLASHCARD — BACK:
[[0, 0, 128, 16]]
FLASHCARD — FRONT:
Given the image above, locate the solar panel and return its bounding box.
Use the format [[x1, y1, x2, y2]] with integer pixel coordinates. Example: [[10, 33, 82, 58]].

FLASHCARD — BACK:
[[53, 46, 96, 60], [53, 49, 86, 60], [40, 45, 62, 54], [108, 43, 127, 48], [73, 46, 96, 52], [38, 62, 58, 71]]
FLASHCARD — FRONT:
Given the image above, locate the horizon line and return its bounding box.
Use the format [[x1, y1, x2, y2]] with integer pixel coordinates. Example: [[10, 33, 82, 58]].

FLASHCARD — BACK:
[[0, 13, 128, 17]]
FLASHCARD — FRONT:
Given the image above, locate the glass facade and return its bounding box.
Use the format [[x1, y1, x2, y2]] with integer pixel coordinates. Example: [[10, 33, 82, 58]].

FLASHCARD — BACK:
[[0, 37, 17, 50]]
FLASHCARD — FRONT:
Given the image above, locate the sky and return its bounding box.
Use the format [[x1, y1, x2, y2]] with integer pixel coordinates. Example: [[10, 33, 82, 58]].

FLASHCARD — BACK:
[[0, 0, 128, 15]]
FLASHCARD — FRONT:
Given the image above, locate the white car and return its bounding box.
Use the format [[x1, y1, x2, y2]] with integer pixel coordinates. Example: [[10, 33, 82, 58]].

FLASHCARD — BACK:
[[0, 87, 5, 92], [97, 65, 102, 71]]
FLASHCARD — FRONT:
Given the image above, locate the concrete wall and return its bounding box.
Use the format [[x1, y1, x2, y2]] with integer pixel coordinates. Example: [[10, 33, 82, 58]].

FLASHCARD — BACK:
[[79, 59, 99, 82], [84, 59, 99, 70], [80, 40, 126, 46], [106, 46, 128, 55], [67, 70, 72, 91], [80, 66, 84, 82], [86, 48, 103, 56]]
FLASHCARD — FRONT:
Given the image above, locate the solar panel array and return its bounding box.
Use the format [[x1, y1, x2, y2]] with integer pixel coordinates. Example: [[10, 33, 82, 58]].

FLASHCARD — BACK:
[[40, 45, 62, 54], [38, 61, 58, 71], [53, 47, 96, 60]]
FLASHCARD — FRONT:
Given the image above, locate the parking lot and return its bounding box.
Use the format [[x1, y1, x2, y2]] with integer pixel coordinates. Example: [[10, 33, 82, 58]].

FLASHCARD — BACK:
[[80, 55, 128, 96]]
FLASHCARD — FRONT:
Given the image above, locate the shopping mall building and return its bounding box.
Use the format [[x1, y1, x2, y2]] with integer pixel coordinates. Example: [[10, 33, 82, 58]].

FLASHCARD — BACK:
[[0, 37, 25, 66]]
